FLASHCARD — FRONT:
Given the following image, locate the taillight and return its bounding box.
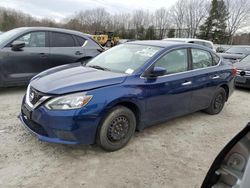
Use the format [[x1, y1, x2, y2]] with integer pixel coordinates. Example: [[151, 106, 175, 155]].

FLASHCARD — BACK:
[[232, 67, 237, 77]]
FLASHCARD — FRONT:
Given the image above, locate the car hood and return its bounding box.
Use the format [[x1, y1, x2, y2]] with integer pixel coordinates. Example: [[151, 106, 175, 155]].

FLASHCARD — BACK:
[[30, 63, 127, 94], [234, 62, 250, 70], [218, 53, 245, 60]]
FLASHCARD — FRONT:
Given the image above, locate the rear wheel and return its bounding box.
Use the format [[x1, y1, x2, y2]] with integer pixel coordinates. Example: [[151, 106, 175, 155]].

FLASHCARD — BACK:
[[205, 87, 226, 115], [97, 106, 136, 151]]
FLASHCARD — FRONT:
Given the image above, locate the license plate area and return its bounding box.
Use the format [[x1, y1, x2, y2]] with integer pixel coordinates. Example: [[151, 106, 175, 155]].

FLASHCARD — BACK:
[[236, 76, 246, 83], [22, 104, 32, 120]]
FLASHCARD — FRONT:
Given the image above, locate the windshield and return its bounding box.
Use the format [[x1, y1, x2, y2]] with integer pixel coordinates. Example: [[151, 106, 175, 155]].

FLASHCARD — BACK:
[[86, 44, 162, 74], [240, 55, 250, 64], [0, 28, 26, 45], [226, 46, 250, 54]]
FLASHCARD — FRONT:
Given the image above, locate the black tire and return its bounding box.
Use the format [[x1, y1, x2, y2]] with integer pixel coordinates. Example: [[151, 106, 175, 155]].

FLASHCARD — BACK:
[[205, 87, 226, 115], [97, 106, 136, 151]]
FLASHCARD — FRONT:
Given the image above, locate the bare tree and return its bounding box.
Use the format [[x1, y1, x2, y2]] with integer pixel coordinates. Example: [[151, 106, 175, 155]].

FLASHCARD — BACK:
[[170, 0, 186, 37], [184, 0, 209, 38], [225, 0, 250, 44], [154, 7, 171, 39]]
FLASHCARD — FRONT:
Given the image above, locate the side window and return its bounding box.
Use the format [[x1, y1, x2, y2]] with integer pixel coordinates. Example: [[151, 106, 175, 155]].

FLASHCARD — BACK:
[[191, 49, 213, 69], [50, 32, 75, 47], [211, 53, 220, 65], [75, 36, 86, 46], [155, 49, 188, 75], [14, 32, 46, 47]]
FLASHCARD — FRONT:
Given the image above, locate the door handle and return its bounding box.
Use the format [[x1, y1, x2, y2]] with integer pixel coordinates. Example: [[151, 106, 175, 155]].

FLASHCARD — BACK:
[[212, 75, 220, 79], [181, 81, 192, 86], [75, 51, 83, 55]]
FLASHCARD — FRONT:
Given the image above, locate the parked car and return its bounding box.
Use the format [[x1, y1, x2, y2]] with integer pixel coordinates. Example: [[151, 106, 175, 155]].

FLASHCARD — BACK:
[[0, 27, 103, 87], [234, 55, 250, 88], [214, 44, 231, 53], [118, 39, 136, 44], [201, 122, 250, 188], [163, 38, 216, 51], [218, 45, 250, 63], [19, 41, 236, 151]]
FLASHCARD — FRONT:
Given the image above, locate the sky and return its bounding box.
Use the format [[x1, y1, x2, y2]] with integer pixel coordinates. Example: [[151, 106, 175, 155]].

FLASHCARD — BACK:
[[0, 0, 178, 22]]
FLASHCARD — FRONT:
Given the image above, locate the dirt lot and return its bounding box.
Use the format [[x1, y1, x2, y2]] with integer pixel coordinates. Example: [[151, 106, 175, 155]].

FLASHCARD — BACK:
[[0, 87, 249, 188]]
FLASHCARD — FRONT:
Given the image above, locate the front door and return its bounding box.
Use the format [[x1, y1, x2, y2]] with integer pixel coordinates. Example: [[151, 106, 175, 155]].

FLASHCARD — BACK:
[[1, 31, 49, 84], [143, 48, 193, 125]]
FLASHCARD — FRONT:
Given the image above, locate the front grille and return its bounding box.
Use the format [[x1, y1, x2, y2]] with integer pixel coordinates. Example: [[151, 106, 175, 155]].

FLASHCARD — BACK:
[[237, 70, 250, 76], [29, 87, 43, 105], [235, 78, 250, 87], [22, 115, 48, 136]]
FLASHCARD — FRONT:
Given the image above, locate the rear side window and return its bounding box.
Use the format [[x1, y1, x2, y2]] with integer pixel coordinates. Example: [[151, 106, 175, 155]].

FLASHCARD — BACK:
[[50, 32, 75, 47], [155, 49, 188, 75], [75, 36, 86, 46], [191, 49, 213, 69]]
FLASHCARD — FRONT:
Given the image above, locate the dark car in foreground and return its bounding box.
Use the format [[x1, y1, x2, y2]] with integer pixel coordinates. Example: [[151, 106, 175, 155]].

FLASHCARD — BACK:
[[218, 45, 250, 63], [19, 41, 236, 151], [0, 27, 103, 87], [202, 122, 250, 188], [234, 55, 250, 88]]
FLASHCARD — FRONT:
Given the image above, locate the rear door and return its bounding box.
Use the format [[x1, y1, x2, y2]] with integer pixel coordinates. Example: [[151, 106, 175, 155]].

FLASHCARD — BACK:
[[189, 48, 222, 112], [144, 48, 194, 124], [49, 32, 85, 66], [1, 31, 49, 84]]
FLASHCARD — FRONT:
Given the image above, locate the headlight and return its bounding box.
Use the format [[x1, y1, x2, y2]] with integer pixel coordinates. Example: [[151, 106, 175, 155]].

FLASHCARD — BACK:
[[45, 92, 93, 110]]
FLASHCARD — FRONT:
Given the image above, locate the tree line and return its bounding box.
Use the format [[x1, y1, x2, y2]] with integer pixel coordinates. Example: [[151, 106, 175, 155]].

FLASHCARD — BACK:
[[0, 0, 250, 44]]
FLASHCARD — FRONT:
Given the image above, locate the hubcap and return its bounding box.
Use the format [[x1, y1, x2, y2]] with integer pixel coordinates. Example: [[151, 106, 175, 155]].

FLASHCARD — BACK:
[[214, 93, 223, 110], [108, 116, 129, 142]]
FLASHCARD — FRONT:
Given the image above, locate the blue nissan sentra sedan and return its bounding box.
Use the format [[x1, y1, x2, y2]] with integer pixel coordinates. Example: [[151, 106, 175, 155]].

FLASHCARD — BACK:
[[19, 41, 236, 151]]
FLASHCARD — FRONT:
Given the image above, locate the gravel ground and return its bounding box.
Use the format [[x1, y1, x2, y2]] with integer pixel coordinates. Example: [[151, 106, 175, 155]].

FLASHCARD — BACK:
[[0, 87, 249, 188]]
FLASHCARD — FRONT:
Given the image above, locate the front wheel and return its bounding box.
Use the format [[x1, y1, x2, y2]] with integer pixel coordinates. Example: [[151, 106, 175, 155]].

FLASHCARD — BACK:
[[97, 106, 136, 151], [204, 87, 226, 115]]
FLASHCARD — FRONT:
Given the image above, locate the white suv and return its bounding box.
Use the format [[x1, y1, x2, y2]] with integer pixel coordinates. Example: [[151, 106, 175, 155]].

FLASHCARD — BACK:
[[163, 38, 216, 52]]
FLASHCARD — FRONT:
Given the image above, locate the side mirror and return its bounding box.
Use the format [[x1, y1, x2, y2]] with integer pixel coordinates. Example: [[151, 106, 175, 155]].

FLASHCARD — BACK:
[[146, 66, 166, 78], [11, 41, 25, 51], [201, 122, 250, 188]]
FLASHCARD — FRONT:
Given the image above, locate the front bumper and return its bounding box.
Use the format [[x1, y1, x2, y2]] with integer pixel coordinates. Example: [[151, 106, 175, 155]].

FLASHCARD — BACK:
[[19, 99, 101, 145], [235, 76, 250, 88]]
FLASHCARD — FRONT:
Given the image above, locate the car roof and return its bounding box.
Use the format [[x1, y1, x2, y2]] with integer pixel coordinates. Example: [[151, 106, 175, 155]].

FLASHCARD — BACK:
[[163, 38, 214, 44], [127, 40, 211, 50], [15, 27, 91, 37]]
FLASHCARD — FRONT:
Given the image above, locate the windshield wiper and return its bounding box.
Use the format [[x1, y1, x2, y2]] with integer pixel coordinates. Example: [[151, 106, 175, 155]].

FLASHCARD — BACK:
[[87, 65, 110, 71]]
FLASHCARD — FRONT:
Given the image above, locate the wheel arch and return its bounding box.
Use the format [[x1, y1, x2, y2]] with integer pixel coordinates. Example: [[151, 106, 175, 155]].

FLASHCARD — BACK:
[[99, 99, 142, 131], [219, 84, 229, 101]]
